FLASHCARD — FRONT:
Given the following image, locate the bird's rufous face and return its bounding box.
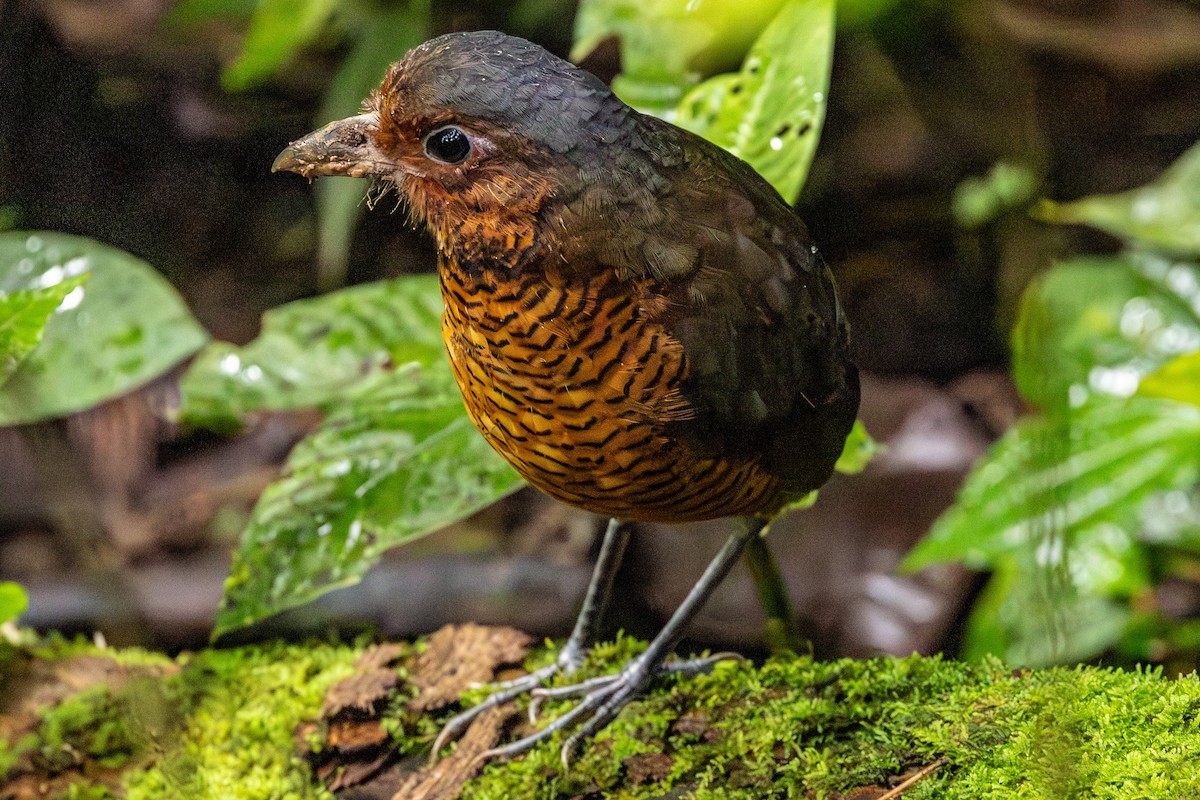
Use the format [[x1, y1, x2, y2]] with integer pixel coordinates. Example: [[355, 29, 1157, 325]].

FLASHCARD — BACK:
[[367, 69, 556, 261], [273, 58, 557, 264]]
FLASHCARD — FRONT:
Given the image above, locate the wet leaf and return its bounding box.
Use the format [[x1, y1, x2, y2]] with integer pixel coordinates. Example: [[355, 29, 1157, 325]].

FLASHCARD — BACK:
[[192, 275, 525, 635], [1037, 140, 1200, 256], [0, 581, 28, 625], [0, 275, 87, 384], [180, 275, 445, 431], [0, 232, 209, 426], [906, 392, 1199, 663], [912, 249, 1200, 664], [675, 0, 835, 204], [213, 365, 523, 636]]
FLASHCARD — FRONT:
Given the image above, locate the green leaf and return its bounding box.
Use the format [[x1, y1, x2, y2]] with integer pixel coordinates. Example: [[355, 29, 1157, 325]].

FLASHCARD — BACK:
[[0, 232, 210, 426], [914, 145, 1200, 665], [186, 274, 527, 634], [952, 161, 1038, 229], [1138, 351, 1200, 407], [0, 275, 87, 384], [222, 0, 339, 91], [907, 394, 1191, 663], [1011, 253, 1200, 411], [905, 396, 1200, 572], [573, 0, 788, 116], [675, 0, 835, 204], [1036, 139, 1200, 256], [213, 365, 523, 636], [0, 581, 28, 625], [1140, 485, 1200, 554], [180, 275, 445, 431], [962, 555, 1131, 666], [834, 419, 880, 475]]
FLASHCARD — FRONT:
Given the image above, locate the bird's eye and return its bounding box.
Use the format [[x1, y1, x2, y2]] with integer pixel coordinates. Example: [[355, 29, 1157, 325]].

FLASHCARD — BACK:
[[423, 126, 472, 165]]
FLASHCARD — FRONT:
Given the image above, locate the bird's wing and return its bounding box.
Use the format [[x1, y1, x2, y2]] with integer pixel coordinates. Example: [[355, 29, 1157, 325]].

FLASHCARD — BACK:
[[602, 118, 859, 491]]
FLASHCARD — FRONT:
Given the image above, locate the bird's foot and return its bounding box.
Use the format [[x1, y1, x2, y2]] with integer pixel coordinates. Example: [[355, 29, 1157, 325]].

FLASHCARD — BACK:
[[472, 650, 743, 767], [430, 642, 585, 760]]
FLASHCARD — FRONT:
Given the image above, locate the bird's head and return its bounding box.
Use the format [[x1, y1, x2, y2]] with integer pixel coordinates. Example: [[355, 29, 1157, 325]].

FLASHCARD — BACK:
[[273, 30, 634, 263]]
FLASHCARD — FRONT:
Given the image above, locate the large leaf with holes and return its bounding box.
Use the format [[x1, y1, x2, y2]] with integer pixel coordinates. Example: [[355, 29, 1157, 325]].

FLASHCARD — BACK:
[[674, 0, 835, 204], [1037, 139, 1200, 257], [573, 0, 787, 116], [0, 232, 209, 425]]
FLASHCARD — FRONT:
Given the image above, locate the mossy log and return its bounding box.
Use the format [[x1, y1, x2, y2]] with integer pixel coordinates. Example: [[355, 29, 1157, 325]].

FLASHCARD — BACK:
[[2, 624, 1199, 800]]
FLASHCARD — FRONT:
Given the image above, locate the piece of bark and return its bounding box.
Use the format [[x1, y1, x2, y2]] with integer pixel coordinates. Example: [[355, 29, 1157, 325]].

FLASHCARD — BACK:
[[407, 623, 532, 714], [322, 670, 400, 719], [307, 626, 531, 796], [389, 704, 512, 800], [308, 644, 408, 790]]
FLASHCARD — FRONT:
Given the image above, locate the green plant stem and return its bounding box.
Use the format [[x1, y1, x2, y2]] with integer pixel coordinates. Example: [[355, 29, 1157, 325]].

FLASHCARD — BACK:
[[742, 532, 802, 652]]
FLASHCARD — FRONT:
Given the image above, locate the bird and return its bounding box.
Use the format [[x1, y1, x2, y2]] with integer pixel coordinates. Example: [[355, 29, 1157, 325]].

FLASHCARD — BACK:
[[273, 29, 860, 765]]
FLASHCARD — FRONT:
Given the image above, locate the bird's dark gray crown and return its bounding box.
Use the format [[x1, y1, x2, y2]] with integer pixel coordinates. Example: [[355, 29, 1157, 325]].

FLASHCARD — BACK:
[[385, 30, 633, 154]]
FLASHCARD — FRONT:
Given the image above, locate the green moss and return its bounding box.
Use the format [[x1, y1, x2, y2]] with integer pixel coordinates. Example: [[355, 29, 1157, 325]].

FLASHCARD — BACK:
[[33, 685, 146, 771], [458, 648, 1200, 800], [123, 640, 359, 800], [32, 635, 173, 671], [2, 666, 168, 782], [912, 665, 1200, 800], [6, 632, 1200, 799], [0, 635, 358, 800], [59, 783, 118, 800]]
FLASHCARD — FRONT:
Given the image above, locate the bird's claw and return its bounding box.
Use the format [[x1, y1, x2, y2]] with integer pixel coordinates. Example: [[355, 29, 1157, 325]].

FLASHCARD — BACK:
[[431, 641, 591, 761], [467, 650, 744, 767], [475, 659, 651, 768], [429, 666, 552, 761]]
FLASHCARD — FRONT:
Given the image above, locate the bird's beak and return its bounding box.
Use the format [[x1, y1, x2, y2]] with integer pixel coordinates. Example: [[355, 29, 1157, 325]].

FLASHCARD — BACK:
[[271, 112, 394, 179]]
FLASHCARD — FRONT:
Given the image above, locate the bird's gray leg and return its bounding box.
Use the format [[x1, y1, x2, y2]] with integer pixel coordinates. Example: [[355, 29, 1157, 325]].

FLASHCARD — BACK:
[[431, 517, 631, 755], [478, 516, 768, 766], [554, 516, 632, 673]]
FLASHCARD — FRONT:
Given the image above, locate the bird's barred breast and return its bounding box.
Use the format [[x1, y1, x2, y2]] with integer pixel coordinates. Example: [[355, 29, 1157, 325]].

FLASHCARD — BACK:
[[440, 266, 782, 522]]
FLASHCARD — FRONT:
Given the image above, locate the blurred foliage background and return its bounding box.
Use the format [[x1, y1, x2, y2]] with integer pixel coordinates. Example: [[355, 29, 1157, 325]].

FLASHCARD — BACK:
[[2, 0, 1200, 683]]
